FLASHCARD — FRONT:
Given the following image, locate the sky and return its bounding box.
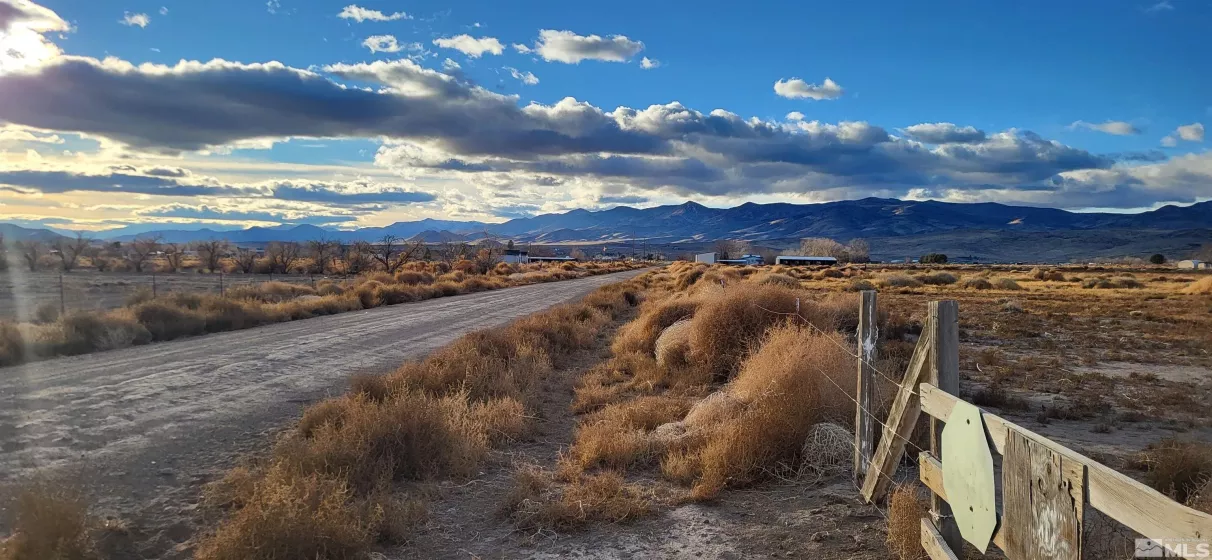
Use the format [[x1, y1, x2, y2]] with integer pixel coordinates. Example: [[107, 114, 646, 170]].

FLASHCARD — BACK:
[[0, 0, 1208, 233]]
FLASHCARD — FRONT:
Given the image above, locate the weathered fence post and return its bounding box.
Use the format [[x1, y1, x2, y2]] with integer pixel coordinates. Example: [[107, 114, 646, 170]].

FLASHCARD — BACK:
[[927, 300, 963, 552], [152, 270, 157, 298], [219, 272, 225, 297], [854, 290, 877, 481], [58, 272, 65, 314]]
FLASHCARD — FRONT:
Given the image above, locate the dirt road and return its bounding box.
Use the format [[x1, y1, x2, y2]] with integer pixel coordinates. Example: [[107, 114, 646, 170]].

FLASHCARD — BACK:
[[0, 269, 645, 557]]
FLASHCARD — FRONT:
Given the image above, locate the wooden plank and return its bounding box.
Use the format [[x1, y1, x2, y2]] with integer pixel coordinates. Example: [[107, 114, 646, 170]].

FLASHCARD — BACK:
[[920, 518, 961, 560], [918, 452, 1007, 551], [1002, 429, 1084, 560], [920, 383, 1212, 543], [927, 300, 963, 553], [854, 290, 878, 482], [859, 326, 934, 502]]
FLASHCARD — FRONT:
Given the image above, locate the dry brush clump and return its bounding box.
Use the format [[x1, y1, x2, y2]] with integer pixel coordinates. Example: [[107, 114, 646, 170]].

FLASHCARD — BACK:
[[1130, 438, 1212, 504], [1184, 276, 1212, 295], [666, 324, 858, 498], [885, 485, 927, 560], [0, 479, 99, 560], [195, 277, 646, 559], [500, 467, 652, 532]]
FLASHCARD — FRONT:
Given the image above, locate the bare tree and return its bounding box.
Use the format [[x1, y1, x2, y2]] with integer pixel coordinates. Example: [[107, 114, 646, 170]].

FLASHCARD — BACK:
[[846, 238, 871, 263], [473, 247, 500, 273], [368, 235, 422, 273], [54, 233, 91, 272], [798, 237, 848, 260], [307, 238, 338, 274], [195, 239, 228, 273], [163, 243, 186, 272], [436, 239, 470, 265], [569, 248, 588, 261], [127, 235, 162, 273], [266, 241, 303, 274], [235, 247, 258, 274], [16, 240, 43, 271], [714, 239, 751, 260], [342, 242, 374, 275]]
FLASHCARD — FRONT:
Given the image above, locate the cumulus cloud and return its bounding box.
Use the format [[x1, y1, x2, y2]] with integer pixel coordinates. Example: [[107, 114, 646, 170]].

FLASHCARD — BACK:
[[773, 77, 843, 100], [0, 0, 69, 72], [362, 34, 404, 53], [1177, 122, 1205, 141], [529, 30, 644, 64], [640, 57, 660, 69], [432, 34, 503, 57], [0, 7, 1188, 210], [337, 4, 409, 22], [1069, 120, 1141, 136], [902, 123, 987, 144], [0, 125, 63, 145], [120, 12, 149, 27], [504, 66, 538, 85], [1162, 123, 1205, 146], [135, 203, 361, 225]]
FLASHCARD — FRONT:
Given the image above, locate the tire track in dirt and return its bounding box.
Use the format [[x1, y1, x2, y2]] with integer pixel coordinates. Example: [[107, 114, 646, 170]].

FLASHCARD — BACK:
[[0, 269, 646, 556]]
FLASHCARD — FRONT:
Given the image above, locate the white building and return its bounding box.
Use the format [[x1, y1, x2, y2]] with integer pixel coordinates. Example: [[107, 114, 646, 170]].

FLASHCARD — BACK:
[[719, 254, 764, 266], [1178, 259, 1207, 270], [694, 252, 717, 264], [775, 255, 838, 266]]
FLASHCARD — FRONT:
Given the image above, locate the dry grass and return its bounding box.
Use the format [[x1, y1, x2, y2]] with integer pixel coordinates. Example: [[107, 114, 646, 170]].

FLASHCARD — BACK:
[[0, 479, 98, 560], [878, 274, 923, 288], [569, 395, 694, 470], [1131, 439, 1212, 503], [992, 278, 1023, 290], [962, 277, 993, 290], [885, 485, 927, 560], [687, 284, 850, 381], [676, 324, 855, 498], [611, 297, 700, 356], [196, 276, 647, 558], [753, 272, 802, 288], [1083, 276, 1144, 289], [917, 272, 957, 285], [0, 321, 24, 367], [501, 467, 652, 531], [1184, 276, 1212, 295]]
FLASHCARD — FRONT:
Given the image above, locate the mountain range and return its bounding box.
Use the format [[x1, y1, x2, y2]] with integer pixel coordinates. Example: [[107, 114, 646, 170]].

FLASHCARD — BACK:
[[2, 198, 1209, 262]]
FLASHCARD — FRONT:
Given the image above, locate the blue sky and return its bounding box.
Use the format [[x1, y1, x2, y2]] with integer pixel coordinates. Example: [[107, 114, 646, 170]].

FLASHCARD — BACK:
[[0, 0, 1208, 231]]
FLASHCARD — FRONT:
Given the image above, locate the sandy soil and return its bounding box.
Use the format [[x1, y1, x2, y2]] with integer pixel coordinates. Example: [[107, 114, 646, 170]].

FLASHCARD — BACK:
[[0, 269, 646, 558]]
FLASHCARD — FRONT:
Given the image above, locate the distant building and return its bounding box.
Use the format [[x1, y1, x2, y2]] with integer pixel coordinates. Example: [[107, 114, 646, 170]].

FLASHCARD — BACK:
[[775, 255, 838, 266], [719, 254, 764, 266], [1178, 259, 1207, 270], [502, 249, 529, 264], [694, 252, 717, 264], [529, 255, 575, 262]]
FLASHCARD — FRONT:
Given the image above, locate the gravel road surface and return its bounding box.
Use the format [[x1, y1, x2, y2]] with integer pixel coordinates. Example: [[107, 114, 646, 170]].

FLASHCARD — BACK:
[[0, 269, 646, 557]]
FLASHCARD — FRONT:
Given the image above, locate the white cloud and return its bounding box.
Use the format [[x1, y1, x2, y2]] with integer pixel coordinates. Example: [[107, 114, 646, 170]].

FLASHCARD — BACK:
[[266, 0, 280, 14], [505, 66, 539, 85], [432, 34, 503, 58], [1069, 120, 1140, 135], [1145, 1, 1174, 12], [159, 6, 168, 15], [773, 77, 844, 100], [512, 43, 532, 54], [785, 111, 804, 121], [337, 4, 409, 22], [120, 12, 150, 28], [441, 58, 461, 71], [362, 34, 402, 53], [1163, 123, 1205, 146], [1177, 122, 1205, 142], [530, 30, 643, 64], [0, 125, 64, 145], [640, 57, 660, 69]]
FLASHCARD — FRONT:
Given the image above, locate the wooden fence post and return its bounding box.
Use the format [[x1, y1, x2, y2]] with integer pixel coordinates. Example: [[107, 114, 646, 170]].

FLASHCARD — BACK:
[[927, 300, 963, 553], [854, 290, 877, 481]]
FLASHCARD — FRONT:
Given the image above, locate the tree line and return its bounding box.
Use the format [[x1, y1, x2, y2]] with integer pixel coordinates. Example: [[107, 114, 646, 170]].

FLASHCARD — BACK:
[[0, 233, 519, 275]]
